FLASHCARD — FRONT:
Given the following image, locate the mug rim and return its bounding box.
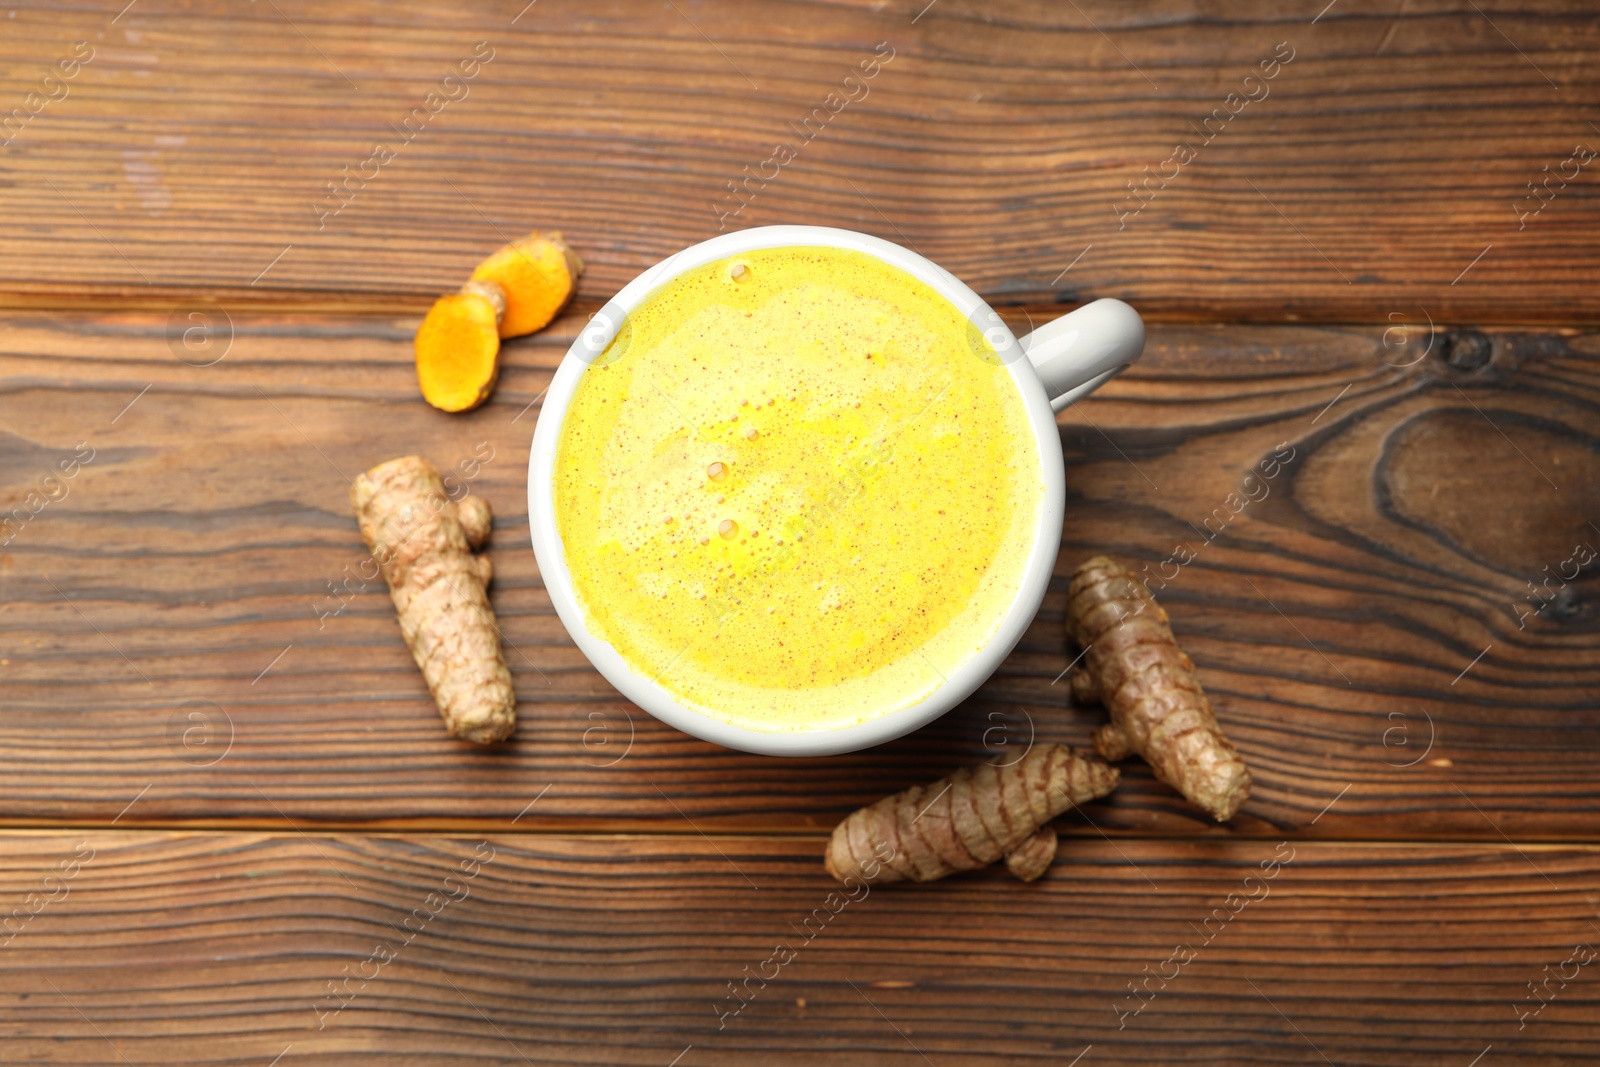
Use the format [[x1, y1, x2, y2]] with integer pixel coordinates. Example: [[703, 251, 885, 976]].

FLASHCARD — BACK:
[[527, 225, 1066, 756]]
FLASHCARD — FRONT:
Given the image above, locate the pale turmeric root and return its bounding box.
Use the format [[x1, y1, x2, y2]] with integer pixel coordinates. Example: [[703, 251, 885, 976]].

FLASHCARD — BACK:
[[1066, 555, 1251, 822], [351, 456, 515, 744], [1003, 826, 1058, 883], [415, 232, 583, 413], [824, 744, 1118, 886]]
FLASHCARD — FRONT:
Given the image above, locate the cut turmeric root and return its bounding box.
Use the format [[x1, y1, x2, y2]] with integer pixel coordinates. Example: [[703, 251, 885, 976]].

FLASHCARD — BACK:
[[351, 456, 515, 744], [415, 231, 583, 413], [1066, 555, 1252, 822], [470, 231, 583, 339], [824, 744, 1119, 886], [415, 282, 505, 413]]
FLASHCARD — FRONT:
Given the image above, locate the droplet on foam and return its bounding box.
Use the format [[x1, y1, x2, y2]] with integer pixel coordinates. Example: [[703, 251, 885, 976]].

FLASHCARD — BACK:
[[719, 519, 738, 539], [707, 462, 727, 481]]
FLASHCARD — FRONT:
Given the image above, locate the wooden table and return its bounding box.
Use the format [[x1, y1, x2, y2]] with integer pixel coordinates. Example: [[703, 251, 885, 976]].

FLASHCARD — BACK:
[[2, 2, 1596, 1063]]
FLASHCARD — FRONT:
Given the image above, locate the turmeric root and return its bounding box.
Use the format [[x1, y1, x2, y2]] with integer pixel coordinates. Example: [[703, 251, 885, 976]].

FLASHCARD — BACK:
[[470, 230, 583, 339], [1066, 555, 1251, 822], [1003, 826, 1058, 882], [824, 744, 1118, 886], [416, 282, 505, 413], [415, 232, 583, 412], [351, 456, 515, 744]]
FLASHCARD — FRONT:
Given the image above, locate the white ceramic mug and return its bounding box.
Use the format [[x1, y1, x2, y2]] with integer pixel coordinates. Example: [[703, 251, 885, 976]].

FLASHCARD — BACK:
[[528, 225, 1144, 756]]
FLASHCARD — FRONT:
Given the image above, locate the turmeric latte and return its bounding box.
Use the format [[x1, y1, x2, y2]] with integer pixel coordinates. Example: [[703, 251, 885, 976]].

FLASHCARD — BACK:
[[554, 246, 1040, 732]]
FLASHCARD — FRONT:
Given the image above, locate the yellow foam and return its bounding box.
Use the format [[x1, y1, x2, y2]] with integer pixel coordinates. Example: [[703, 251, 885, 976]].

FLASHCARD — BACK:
[[554, 246, 1040, 732]]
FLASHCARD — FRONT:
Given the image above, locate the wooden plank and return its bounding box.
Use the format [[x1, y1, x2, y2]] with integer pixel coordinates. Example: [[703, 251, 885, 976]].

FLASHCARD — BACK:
[[0, 312, 1594, 837], [0, 1, 1598, 321], [0, 831, 1597, 1064]]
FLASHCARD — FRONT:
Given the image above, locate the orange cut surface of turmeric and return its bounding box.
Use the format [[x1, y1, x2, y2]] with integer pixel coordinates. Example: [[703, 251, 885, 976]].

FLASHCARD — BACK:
[[416, 290, 502, 412], [470, 230, 584, 338]]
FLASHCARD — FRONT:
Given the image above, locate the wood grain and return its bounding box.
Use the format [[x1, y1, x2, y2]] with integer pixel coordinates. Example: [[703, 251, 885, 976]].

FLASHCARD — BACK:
[[6, 3, 1598, 1062], [1, 831, 1597, 1065], [0, 1, 1598, 321], [0, 311, 1593, 837]]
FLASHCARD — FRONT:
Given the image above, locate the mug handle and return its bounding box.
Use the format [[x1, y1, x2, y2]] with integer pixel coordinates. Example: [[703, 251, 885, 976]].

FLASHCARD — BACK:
[[1020, 298, 1145, 412]]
